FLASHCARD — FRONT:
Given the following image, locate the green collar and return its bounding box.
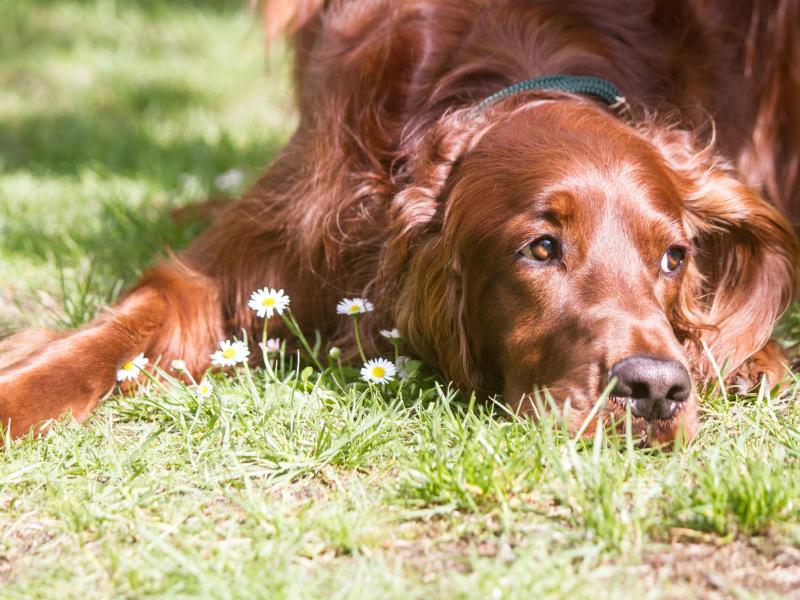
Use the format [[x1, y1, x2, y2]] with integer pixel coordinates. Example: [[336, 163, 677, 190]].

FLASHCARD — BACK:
[[477, 75, 632, 117]]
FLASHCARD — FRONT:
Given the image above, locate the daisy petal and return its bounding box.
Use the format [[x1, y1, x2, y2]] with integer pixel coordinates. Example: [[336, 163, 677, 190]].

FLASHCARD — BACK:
[[259, 338, 281, 355], [336, 297, 374, 316], [379, 328, 401, 341], [116, 353, 148, 382], [360, 358, 397, 384], [248, 288, 290, 319], [194, 378, 214, 400], [210, 339, 250, 367]]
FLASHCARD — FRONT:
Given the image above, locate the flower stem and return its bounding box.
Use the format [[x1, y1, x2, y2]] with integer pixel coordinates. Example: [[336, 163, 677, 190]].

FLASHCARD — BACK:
[[261, 318, 269, 362], [237, 330, 260, 401], [336, 356, 345, 385], [260, 317, 278, 383], [353, 315, 367, 363], [182, 367, 198, 387], [280, 309, 324, 371]]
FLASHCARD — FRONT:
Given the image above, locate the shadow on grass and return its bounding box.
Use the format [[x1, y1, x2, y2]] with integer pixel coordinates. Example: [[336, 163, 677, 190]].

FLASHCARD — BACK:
[[0, 107, 284, 186], [0, 100, 285, 280], [0, 0, 255, 59], [0, 0, 291, 320], [0, 196, 224, 331], [30, 0, 248, 13], [0, 195, 216, 285]]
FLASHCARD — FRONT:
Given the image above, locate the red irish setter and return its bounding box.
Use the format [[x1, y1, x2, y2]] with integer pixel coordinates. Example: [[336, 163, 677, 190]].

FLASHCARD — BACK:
[[2, 0, 799, 445]]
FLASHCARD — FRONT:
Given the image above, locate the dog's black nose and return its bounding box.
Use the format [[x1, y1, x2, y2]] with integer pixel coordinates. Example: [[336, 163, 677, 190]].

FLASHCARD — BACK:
[[609, 356, 691, 420]]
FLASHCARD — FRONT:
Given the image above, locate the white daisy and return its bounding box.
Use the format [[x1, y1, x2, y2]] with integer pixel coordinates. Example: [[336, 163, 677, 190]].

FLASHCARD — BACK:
[[379, 328, 401, 341], [336, 297, 374, 316], [170, 359, 187, 372], [117, 353, 148, 382], [258, 338, 281, 355], [210, 339, 250, 367], [194, 378, 214, 400], [248, 287, 290, 319], [214, 168, 244, 192], [360, 358, 397, 384]]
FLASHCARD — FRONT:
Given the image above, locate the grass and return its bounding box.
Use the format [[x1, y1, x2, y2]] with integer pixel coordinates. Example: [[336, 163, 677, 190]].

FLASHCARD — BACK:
[[2, 1, 800, 598]]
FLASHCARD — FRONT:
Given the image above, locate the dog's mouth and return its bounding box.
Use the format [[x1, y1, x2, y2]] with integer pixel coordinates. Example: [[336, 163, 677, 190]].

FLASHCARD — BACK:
[[605, 394, 693, 447], [513, 382, 697, 446]]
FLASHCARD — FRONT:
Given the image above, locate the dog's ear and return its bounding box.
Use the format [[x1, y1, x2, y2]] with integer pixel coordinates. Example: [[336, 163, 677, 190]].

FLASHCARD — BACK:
[[386, 110, 491, 259], [680, 169, 799, 375], [644, 126, 799, 375], [378, 109, 494, 389]]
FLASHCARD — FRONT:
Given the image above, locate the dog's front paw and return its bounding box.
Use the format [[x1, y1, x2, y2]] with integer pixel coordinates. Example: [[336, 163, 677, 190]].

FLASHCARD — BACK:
[[0, 333, 118, 440], [726, 340, 790, 394]]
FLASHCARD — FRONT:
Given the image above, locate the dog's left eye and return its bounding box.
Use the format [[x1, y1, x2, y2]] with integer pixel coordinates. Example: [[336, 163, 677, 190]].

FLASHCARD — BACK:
[[520, 236, 561, 262], [660, 246, 686, 274]]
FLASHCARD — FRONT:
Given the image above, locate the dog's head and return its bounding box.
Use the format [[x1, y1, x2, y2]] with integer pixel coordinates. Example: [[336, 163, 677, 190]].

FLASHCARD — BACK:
[[384, 98, 798, 444]]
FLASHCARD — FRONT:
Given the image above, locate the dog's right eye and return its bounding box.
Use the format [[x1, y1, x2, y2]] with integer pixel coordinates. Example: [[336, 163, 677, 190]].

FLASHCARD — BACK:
[[520, 236, 561, 262], [660, 246, 686, 274]]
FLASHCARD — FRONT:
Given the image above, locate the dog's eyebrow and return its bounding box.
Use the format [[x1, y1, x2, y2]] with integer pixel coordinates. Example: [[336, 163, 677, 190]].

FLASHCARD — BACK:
[[529, 190, 576, 225], [537, 209, 565, 227]]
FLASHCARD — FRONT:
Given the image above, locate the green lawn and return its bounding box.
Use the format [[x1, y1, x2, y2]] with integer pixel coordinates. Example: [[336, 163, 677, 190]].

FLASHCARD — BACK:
[[2, 2, 800, 598]]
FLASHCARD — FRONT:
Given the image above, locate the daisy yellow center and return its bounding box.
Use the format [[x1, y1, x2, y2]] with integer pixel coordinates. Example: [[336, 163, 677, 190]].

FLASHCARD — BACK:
[[123, 361, 133, 371], [262, 297, 276, 306], [349, 305, 360, 313], [222, 347, 237, 359], [372, 366, 386, 378]]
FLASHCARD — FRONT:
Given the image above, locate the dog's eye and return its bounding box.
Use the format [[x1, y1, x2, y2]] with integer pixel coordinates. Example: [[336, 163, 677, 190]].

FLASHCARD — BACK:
[[520, 236, 560, 262], [660, 246, 686, 274]]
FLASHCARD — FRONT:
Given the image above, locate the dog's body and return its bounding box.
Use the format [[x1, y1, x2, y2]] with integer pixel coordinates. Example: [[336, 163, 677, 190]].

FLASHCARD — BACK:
[[1, 0, 799, 444]]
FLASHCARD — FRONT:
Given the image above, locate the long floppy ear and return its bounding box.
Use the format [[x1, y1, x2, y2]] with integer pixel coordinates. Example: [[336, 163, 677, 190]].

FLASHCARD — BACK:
[[682, 171, 799, 374], [643, 125, 799, 375], [375, 108, 496, 390]]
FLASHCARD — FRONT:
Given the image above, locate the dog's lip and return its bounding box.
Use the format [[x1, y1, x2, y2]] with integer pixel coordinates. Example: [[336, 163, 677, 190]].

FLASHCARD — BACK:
[[605, 394, 688, 423], [607, 394, 647, 420], [604, 394, 696, 447]]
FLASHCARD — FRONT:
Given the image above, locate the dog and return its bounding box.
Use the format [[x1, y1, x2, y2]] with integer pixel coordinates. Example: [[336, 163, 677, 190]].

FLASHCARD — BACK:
[[1, 0, 799, 445]]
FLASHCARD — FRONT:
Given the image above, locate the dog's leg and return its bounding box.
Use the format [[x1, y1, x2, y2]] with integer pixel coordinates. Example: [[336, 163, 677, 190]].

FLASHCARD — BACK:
[[0, 260, 223, 440]]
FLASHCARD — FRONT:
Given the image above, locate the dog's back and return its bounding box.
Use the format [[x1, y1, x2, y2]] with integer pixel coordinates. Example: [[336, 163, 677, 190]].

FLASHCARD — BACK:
[[265, 0, 799, 218]]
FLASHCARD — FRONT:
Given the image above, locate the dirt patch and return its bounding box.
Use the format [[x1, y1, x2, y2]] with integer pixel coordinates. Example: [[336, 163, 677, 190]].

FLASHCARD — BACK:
[[380, 515, 800, 597], [641, 536, 800, 599], [0, 508, 61, 584]]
